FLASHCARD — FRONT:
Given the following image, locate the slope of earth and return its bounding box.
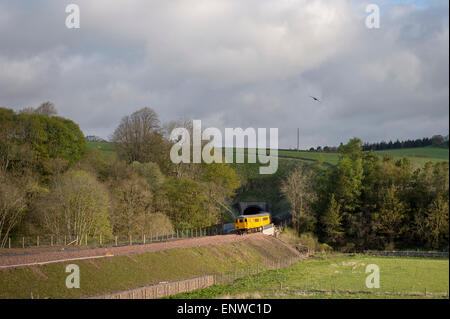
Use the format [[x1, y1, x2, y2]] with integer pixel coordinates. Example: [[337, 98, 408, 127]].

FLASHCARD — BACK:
[[0, 234, 300, 299]]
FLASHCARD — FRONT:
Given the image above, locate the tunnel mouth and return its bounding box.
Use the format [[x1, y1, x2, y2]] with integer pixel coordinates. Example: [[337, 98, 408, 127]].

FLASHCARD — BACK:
[[243, 205, 263, 215]]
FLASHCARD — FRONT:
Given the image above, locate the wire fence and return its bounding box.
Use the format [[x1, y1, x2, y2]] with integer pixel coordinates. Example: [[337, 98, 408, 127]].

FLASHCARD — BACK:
[[90, 255, 304, 299], [2, 224, 225, 249]]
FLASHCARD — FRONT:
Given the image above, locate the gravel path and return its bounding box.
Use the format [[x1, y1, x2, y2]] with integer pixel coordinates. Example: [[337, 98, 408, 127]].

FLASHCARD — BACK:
[[0, 233, 264, 268]]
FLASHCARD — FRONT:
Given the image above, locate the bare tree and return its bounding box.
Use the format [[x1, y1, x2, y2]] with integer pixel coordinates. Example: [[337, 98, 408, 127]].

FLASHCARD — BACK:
[[109, 174, 153, 237], [19, 102, 57, 117], [111, 107, 164, 163], [34, 101, 57, 117], [281, 165, 317, 233], [0, 172, 28, 247], [18, 107, 35, 114]]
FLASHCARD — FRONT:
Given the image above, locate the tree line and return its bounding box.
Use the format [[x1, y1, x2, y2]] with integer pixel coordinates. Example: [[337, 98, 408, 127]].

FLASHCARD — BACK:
[[362, 135, 448, 151], [0, 104, 239, 247], [282, 138, 449, 251], [302, 134, 449, 153]]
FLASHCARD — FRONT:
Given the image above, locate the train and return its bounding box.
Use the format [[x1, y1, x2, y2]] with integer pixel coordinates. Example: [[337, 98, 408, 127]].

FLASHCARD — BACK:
[[234, 212, 271, 234]]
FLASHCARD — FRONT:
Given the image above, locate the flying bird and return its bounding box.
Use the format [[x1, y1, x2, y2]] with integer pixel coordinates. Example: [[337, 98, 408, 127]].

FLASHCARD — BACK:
[[309, 95, 321, 102]]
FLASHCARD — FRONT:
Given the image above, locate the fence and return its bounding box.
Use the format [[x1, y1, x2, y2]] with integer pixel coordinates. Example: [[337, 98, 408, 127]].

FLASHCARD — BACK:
[[90, 255, 303, 299], [364, 250, 449, 258], [92, 275, 215, 299], [2, 224, 225, 250]]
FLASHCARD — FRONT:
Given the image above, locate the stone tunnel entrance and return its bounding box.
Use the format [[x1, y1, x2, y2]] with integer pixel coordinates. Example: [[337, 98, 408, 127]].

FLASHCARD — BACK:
[[234, 202, 270, 216], [243, 205, 263, 215]]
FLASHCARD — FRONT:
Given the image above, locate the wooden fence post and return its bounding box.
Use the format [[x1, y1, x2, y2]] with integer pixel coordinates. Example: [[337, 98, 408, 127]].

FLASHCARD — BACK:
[[8, 237, 11, 249], [22, 237, 24, 249], [129, 235, 132, 246], [115, 236, 118, 246], [143, 234, 146, 244], [100, 234, 102, 246]]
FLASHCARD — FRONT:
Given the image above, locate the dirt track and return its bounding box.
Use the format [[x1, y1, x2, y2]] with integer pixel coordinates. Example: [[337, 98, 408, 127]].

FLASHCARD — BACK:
[[0, 233, 267, 268]]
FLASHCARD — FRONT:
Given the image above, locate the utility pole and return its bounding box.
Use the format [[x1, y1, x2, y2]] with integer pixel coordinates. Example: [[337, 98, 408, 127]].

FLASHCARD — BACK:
[[297, 128, 300, 151]]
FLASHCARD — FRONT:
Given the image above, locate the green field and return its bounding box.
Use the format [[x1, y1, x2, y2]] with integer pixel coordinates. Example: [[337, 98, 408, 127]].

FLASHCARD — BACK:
[[86, 141, 117, 160], [88, 142, 448, 167], [170, 254, 449, 299], [375, 147, 449, 165], [278, 150, 340, 165], [279, 147, 448, 166], [223, 146, 448, 167]]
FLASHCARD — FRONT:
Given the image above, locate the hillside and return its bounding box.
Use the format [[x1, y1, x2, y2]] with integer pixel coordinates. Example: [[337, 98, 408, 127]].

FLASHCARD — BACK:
[[278, 146, 448, 166], [374, 147, 449, 165], [0, 234, 300, 299], [87, 142, 448, 216], [88, 142, 449, 167]]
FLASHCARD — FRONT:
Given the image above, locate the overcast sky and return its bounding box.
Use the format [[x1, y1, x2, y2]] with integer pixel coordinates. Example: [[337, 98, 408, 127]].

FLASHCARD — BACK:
[[0, 0, 448, 148]]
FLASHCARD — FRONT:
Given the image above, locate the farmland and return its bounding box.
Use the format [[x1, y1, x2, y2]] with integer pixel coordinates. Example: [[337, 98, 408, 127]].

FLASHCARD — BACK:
[[89, 142, 448, 167], [170, 253, 450, 299], [374, 147, 449, 166], [278, 146, 448, 166]]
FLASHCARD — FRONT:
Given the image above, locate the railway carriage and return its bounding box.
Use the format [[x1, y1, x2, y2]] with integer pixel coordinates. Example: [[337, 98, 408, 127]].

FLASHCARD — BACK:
[[234, 212, 271, 234]]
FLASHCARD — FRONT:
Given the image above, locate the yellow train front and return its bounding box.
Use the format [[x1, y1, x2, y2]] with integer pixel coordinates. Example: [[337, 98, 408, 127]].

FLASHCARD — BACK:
[[234, 212, 271, 234]]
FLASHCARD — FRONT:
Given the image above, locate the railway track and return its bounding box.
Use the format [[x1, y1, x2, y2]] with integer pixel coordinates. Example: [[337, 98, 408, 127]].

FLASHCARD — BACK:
[[0, 233, 266, 268]]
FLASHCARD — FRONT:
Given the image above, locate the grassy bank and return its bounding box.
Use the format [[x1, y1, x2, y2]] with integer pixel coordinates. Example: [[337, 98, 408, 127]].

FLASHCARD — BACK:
[[0, 237, 298, 299], [170, 253, 449, 299]]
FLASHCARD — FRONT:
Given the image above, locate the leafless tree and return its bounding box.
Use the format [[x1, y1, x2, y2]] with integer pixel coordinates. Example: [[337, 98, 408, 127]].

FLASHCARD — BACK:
[[19, 102, 57, 117], [34, 101, 57, 117], [109, 174, 153, 237], [0, 172, 28, 247], [281, 165, 317, 233], [111, 107, 164, 163]]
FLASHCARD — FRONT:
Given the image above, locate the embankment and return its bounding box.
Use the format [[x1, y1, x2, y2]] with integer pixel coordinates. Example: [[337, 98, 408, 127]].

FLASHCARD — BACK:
[[0, 234, 300, 299]]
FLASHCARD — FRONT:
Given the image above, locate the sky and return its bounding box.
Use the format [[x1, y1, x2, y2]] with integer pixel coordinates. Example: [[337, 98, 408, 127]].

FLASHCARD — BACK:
[[0, 0, 448, 149]]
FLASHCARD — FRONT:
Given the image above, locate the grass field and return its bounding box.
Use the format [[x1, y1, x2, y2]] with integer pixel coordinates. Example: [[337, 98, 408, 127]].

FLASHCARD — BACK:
[[87, 142, 448, 167], [170, 253, 449, 299], [278, 150, 340, 165], [279, 147, 448, 166], [223, 146, 448, 167], [0, 238, 297, 299], [86, 141, 117, 160], [375, 147, 449, 166]]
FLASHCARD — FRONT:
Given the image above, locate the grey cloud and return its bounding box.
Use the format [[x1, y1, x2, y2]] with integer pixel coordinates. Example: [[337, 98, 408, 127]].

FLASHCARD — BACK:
[[0, 0, 448, 148]]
